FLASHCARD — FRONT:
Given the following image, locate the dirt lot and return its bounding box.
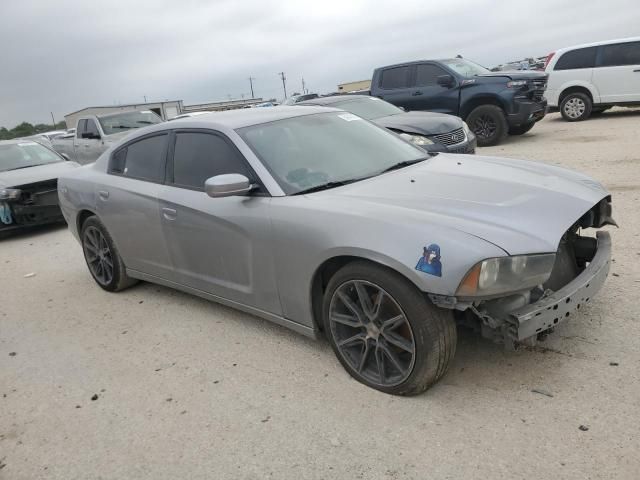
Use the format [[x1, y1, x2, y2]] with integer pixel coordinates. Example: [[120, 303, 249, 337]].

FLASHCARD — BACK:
[[1, 109, 639, 480]]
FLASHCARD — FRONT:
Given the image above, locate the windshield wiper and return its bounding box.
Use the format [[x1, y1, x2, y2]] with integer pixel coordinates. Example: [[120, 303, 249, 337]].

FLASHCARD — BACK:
[[379, 157, 429, 174], [292, 178, 365, 195]]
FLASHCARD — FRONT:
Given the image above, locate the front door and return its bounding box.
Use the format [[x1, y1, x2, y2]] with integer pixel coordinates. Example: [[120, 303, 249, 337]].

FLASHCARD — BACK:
[[75, 119, 103, 164], [158, 130, 281, 315], [404, 63, 460, 115]]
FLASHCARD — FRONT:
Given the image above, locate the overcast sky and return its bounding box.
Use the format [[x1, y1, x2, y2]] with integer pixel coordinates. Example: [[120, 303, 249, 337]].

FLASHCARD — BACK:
[[1, 0, 638, 127]]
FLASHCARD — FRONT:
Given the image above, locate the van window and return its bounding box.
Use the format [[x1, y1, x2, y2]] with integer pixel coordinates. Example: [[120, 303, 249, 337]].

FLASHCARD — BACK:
[[554, 47, 597, 70], [380, 66, 411, 89], [600, 41, 640, 67]]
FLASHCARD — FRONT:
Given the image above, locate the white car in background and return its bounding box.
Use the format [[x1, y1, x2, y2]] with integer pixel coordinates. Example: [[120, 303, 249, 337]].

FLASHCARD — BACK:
[[545, 37, 640, 121]]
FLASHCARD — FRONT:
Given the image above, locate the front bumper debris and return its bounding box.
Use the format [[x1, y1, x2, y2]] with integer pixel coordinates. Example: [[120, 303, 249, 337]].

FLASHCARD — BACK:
[[508, 231, 611, 342]]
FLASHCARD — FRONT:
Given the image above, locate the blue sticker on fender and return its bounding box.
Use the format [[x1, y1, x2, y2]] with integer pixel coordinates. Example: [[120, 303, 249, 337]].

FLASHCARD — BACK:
[[415, 244, 442, 277]]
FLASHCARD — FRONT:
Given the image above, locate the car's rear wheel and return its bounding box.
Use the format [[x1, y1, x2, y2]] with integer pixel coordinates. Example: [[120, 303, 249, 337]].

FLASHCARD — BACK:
[[81, 216, 137, 292], [508, 122, 536, 135], [560, 92, 592, 121], [322, 261, 456, 396], [466, 105, 508, 146]]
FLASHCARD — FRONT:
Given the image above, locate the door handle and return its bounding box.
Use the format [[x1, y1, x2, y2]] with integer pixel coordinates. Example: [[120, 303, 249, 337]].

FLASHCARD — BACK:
[[98, 190, 109, 200], [411, 91, 423, 96], [162, 207, 177, 221]]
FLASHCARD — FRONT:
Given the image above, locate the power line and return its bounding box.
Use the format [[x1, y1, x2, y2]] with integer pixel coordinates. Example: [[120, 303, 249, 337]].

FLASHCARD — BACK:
[[278, 72, 287, 99]]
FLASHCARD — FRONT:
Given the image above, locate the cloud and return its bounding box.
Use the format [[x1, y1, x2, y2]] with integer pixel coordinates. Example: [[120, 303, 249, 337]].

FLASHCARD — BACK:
[[1, 0, 638, 126]]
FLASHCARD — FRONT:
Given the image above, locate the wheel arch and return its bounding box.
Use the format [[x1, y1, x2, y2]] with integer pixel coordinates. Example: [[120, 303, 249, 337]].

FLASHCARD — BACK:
[[460, 95, 506, 119], [76, 208, 97, 234], [559, 84, 598, 104], [309, 254, 424, 334]]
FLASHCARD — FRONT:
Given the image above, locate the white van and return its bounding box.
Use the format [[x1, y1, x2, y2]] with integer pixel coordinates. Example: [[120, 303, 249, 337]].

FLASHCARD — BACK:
[[545, 37, 640, 121]]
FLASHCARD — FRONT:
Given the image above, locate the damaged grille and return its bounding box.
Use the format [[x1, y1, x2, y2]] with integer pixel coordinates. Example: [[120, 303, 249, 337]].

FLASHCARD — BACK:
[[433, 127, 466, 146], [1, 179, 63, 227]]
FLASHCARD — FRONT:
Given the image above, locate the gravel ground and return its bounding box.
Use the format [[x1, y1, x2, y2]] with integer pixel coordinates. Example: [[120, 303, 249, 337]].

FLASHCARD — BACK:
[[1, 109, 639, 480]]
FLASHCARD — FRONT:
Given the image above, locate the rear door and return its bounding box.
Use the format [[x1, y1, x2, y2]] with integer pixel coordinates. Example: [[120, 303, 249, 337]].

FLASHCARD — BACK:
[[158, 129, 281, 314], [405, 62, 459, 114], [593, 41, 640, 103], [372, 65, 413, 110], [96, 132, 173, 279]]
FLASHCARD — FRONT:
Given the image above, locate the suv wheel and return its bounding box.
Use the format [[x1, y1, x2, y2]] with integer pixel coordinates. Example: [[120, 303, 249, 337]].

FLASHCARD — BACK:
[[466, 105, 508, 147], [560, 92, 592, 121], [322, 261, 456, 396], [81, 216, 138, 292]]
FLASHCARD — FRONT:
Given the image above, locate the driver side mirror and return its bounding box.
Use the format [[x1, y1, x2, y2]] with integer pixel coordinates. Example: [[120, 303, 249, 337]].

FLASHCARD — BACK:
[[205, 174, 255, 198], [437, 75, 454, 88]]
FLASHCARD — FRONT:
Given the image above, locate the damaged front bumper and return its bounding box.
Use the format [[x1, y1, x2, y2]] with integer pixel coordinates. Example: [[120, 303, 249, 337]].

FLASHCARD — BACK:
[[508, 231, 611, 342], [0, 181, 64, 232]]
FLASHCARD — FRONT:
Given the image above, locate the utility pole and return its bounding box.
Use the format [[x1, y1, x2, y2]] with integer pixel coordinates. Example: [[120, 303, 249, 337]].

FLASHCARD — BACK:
[[143, 95, 147, 103], [248, 77, 255, 98], [301, 77, 307, 94], [50, 112, 56, 129], [278, 72, 287, 99]]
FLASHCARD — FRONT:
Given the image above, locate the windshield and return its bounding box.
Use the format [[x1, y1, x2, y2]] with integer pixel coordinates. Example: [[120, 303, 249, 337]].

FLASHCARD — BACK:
[[0, 142, 63, 172], [238, 112, 426, 195], [330, 97, 403, 120], [440, 58, 491, 77], [98, 110, 163, 135]]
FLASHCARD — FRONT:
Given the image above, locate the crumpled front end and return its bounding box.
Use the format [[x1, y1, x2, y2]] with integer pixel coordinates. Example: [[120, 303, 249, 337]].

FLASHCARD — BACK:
[[0, 179, 64, 233], [458, 197, 616, 349]]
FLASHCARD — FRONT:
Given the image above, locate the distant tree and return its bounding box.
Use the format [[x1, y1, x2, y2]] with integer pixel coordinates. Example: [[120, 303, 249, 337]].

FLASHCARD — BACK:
[[0, 127, 10, 140], [10, 122, 36, 138]]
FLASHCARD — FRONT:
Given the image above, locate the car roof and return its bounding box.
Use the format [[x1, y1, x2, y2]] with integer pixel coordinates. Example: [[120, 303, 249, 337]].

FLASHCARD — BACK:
[[553, 36, 640, 54], [158, 105, 337, 129], [299, 95, 369, 106], [374, 58, 456, 69]]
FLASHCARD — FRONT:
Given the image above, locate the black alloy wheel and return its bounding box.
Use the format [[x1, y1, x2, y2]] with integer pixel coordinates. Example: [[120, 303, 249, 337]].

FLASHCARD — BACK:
[[83, 225, 114, 286]]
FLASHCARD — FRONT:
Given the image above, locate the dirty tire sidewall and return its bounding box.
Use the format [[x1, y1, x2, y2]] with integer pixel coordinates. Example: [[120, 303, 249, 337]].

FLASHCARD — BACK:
[[322, 261, 457, 396], [560, 92, 592, 122], [81, 215, 137, 292], [466, 105, 508, 147]]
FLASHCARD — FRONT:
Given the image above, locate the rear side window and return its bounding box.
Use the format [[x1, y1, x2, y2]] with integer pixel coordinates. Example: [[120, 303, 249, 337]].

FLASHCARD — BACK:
[[415, 64, 448, 87], [554, 47, 597, 70], [380, 66, 411, 89], [600, 41, 640, 66], [171, 132, 250, 190], [110, 134, 168, 183]]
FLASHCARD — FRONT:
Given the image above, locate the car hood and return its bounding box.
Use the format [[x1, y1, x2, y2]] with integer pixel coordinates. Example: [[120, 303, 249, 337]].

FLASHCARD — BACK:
[[0, 161, 80, 188], [318, 154, 610, 255], [373, 111, 463, 136], [476, 71, 548, 81]]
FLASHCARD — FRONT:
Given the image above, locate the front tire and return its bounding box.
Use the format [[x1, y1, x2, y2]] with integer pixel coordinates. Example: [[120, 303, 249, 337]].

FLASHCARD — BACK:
[[322, 261, 456, 396], [81, 216, 137, 292], [560, 92, 592, 121], [466, 105, 508, 147]]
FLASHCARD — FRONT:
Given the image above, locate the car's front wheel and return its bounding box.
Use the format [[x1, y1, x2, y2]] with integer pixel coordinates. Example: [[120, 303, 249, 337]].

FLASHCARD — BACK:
[[323, 261, 456, 396], [560, 92, 592, 121], [466, 105, 508, 147], [81, 215, 137, 292]]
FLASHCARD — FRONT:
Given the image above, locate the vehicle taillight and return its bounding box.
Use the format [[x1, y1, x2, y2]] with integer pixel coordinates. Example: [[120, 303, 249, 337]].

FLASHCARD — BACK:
[[544, 52, 555, 70]]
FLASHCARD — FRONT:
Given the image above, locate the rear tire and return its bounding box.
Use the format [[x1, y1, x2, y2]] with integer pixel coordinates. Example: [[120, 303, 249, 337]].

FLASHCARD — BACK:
[[560, 92, 592, 121], [508, 122, 535, 135], [81, 216, 138, 292], [322, 261, 456, 396], [466, 105, 508, 146]]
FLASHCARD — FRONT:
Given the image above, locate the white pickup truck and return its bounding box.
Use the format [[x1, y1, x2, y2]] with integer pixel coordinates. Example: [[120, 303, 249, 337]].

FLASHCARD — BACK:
[[52, 110, 162, 164]]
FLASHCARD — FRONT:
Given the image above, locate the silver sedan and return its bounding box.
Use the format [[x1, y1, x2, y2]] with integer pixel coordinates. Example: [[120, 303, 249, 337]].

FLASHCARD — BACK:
[[58, 106, 615, 395]]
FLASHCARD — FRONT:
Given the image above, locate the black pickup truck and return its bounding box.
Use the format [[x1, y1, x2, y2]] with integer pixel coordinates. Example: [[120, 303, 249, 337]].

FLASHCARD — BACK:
[[370, 58, 548, 146]]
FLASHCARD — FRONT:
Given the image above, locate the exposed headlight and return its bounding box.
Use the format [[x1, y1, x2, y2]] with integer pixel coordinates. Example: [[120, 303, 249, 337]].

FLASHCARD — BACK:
[[400, 133, 434, 146], [0, 188, 21, 200], [462, 121, 472, 137], [507, 80, 528, 88], [456, 253, 556, 297]]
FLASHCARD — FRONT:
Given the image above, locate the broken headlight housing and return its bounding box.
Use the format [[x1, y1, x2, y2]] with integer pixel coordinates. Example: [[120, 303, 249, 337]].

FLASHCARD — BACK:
[[456, 253, 556, 297], [399, 133, 434, 146], [0, 188, 21, 201]]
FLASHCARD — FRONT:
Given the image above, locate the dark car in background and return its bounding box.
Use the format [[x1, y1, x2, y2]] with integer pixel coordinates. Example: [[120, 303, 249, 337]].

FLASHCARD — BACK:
[[0, 140, 79, 236], [370, 58, 548, 146], [299, 95, 476, 154]]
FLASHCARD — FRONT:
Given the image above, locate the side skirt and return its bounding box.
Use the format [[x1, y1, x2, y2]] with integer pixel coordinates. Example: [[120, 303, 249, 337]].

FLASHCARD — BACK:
[[126, 269, 318, 339]]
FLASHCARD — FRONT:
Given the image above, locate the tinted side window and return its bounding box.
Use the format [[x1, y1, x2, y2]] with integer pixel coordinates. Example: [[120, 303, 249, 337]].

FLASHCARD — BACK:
[[85, 119, 100, 137], [380, 66, 411, 89], [554, 47, 597, 70], [415, 64, 448, 87], [76, 119, 87, 138], [172, 132, 250, 189], [600, 41, 640, 66], [110, 134, 168, 183]]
